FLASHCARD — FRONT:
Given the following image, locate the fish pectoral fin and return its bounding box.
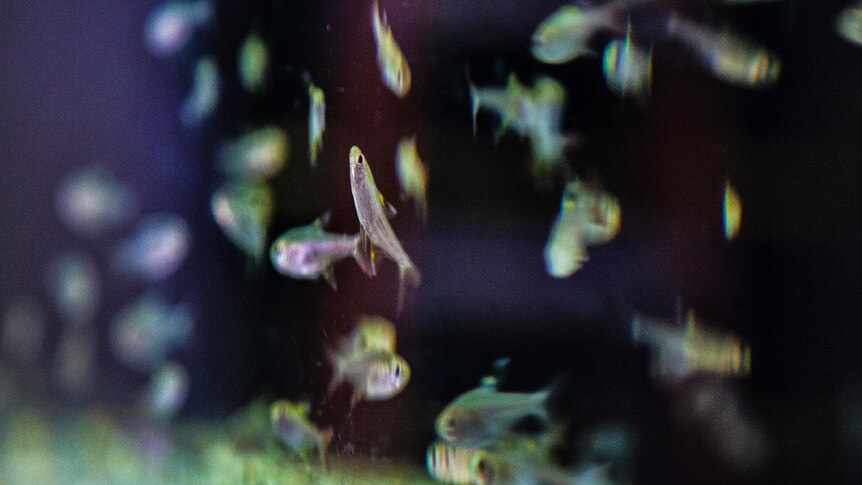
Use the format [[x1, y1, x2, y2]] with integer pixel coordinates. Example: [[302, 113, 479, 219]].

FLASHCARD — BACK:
[[322, 268, 338, 291], [349, 389, 363, 410], [378, 190, 398, 218]]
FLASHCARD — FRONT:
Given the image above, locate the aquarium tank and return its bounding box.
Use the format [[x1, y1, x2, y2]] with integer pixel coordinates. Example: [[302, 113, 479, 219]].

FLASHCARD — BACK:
[[1, 0, 860, 483]]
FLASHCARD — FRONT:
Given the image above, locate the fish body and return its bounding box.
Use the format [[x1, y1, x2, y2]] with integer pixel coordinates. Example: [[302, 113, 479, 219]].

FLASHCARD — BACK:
[[109, 292, 194, 371], [602, 24, 653, 104], [113, 214, 192, 283], [145, 362, 190, 419], [470, 449, 612, 485], [180, 56, 220, 126], [269, 216, 373, 288], [218, 126, 289, 180], [144, 0, 214, 57], [55, 165, 138, 238], [532, 4, 622, 64], [395, 135, 429, 222], [308, 83, 326, 166], [426, 441, 485, 484], [238, 31, 269, 94], [350, 315, 397, 353], [666, 13, 780, 87], [723, 179, 742, 240], [211, 181, 274, 265], [372, 0, 411, 98], [269, 400, 333, 471], [436, 378, 551, 448], [837, 3, 862, 47], [349, 146, 421, 314], [328, 347, 410, 406]]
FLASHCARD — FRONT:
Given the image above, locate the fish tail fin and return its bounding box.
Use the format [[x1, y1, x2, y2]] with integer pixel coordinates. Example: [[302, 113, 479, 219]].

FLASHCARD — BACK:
[[396, 264, 422, 316], [318, 427, 334, 473], [352, 233, 376, 278], [325, 347, 343, 398]]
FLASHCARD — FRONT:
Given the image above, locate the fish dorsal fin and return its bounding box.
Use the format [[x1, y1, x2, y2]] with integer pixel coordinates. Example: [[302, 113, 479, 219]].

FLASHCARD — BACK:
[[378, 190, 398, 218], [316, 211, 332, 229], [298, 401, 311, 416], [479, 375, 498, 389]]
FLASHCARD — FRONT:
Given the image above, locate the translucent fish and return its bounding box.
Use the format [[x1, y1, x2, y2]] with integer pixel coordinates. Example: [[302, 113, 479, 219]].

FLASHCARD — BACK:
[[211, 181, 273, 266], [180, 56, 220, 127], [837, 3, 862, 47], [308, 82, 326, 167], [238, 31, 269, 94], [350, 315, 396, 353], [44, 251, 101, 328], [666, 13, 781, 88], [395, 135, 429, 223], [113, 213, 192, 283], [270, 400, 333, 471], [54, 164, 138, 238], [426, 441, 484, 484], [723, 179, 742, 240], [269, 215, 372, 288], [631, 309, 751, 383], [144, 362, 190, 419], [109, 291, 194, 371], [144, 0, 214, 57], [371, 0, 411, 98], [349, 146, 421, 315], [1, 296, 46, 366], [53, 327, 97, 396], [544, 180, 621, 278], [531, 3, 622, 64], [217, 126, 289, 180], [602, 23, 653, 105]]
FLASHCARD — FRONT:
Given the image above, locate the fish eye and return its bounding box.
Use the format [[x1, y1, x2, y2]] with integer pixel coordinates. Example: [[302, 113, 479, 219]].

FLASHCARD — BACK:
[[394, 364, 401, 377], [357, 154, 364, 165], [446, 417, 456, 429]]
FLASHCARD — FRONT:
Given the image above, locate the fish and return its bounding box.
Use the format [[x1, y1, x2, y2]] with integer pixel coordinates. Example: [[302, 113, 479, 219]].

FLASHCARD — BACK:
[[426, 441, 485, 484], [269, 214, 374, 289], [269, 400, 333, 472], [531, 3, 625, 64], [238, 31, 269, 94], [349, 146, 421, 315], [211, 181, 274, 266], [371, 0, 411, 98], [180, 55, 220, 127], [837, 3, 862, 47], [349, 315, 397, 353], [144, 361, 190, 419], [469, 448, 613, 485], [723, 179, 742, 240], [109, 291, 194, 371], [435, 375, 552, 448], [630, 308, 751, 383], [44, 252, 101, 328], [113, 213, 192, 283], [144, 0, 214, 57], [665, 12, 781, 88], [308, 82, 326, 167], [544, 180, 621, 278], [54, 164, 138, 238], [469, 72, 530, 141], [327, 346, 410, 407], [1, 296, 46, 366], [217, 126, 289, 180], [395, 135, 429, 223], [602, 21, 653, 105]]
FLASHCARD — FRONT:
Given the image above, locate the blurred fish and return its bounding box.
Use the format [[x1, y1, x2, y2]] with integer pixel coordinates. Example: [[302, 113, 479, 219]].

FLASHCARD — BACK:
[[144, 361, 190, 419], [327, 336, 410, 407], [666, 13, 781, 87], [144, 0, 214, 57], [532, 2, 626, 64], [723, 179, 742, 240], [113, 213, 192, 283], [54, 164, 138, 238], [349, 146, 421, 315], [211, 181, 273, 266], [602, 22, 653, 104], [544, 180, 621, 278], [269, 214, 373, 288], [395, 135, 428, 223], [427, 441, 485, 484], [180, 56, 220, 126], [436, 376, 552, 448], [837, 3, 862, 47], [109, 291, 194, 371], [53, 327, 97, 396], [218, 126, 289, 180], [269, 400, 333, 471], [44, 251, 101, 327], [308, 83, 326, 166], [469, 448, 612, 485], [349, 315, 396, 353], [630, 309, 751, 383], [1, 296, 46, 366], [238, 31, 269, 94], [372, 0, 411, 98]]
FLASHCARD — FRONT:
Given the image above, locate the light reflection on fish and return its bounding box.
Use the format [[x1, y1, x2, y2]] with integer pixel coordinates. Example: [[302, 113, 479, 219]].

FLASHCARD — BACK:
[[180, 56, 220, 127], [44, 251, 101, 328], [238, 31, 269, 94], [113, 213, 192, 283], [144, 0, 214, 57], [349, 146, 421, 315], [372, 0, 411, 98], [211, 181, 274, 266], [270, 400, 333, 472], [602, 22, 653, 105], [395, 135, 428, 223], [54, 165, 138, 238], [308, 82, 326, 167], [217, 126, 289, 180]]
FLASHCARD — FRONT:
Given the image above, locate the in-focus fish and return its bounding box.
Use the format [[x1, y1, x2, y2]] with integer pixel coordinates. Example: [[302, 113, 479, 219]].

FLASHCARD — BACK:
[[54, 164, 138, 238], [544, 180, 621, 278], [426, 441, 485, 485], [349, 146, 421, 314], [144, 0, 214, 57], [270, 399, 333, 471], [630, 309, 751, 382], [180, 56, 220, 127], [435, 376, 552, 448], [269, 214, 373, 288], [109, 292, 194, 371], [239, 31, 269, 94], [144, 361, 190, 419], [666, 13, 781, 88], [372, 0, 411, 98], [1, 296, 46, 366], [44, 252, 101, 328], [211, 181, 274, 266], [218, 126, 289, 180], [327, 345, 410, 407], [532, 3, 625, 64], [602, 22, 653, 104], [723, 179, 742, 240], [395, 135, 428, 223], [113, 213, 192, 283], [469, 448, 612, 485], [308, 83, 326, 166], [837, 3, 862, 47], [349, 315, 397, 353]]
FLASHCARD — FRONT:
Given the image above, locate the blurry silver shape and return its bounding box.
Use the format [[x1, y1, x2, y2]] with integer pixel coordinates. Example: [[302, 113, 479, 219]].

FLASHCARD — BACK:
[[54, 164, 138, 238], [44, 251, 101, 328], [238, 31, 269, 94], [113, 213, 192, 283], [180, 56, 220, 127], [109, 291, 194, 371], [210, 181, 273, 265], [217, 126, 289, 180], [602, 26, 653, 105], [144, 0, 214, 57], [144, 361, 190, 419], [1, 296, 46, 365]]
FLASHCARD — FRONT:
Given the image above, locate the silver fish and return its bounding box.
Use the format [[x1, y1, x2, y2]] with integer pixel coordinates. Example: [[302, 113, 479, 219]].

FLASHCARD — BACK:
[[602, 22, 653, 104], [308, 83, 326, 166], [144, 361, 190, 419], [327, 347, 410, 407], [180, 56, 220, 127], [44, 251, 101, 328], [470, 448, 613, 485], [349, 146, 421, 314], [532, 3, 624, 64], [270, 400, 333, 472], [218, 126, 289, 180], [54, 164, 138, 238], [144, 0, 214, 57], [109, 291, 194, 371], [113, 213, 192, 283], [238, 31, 269, 94], [372, 0, 411, 98], [395, 135, 429, 223], [349, 315, 397, 353], [269, 214, 373, 288], [427, 441, 485, 484], [211, 181, 274, 265]]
